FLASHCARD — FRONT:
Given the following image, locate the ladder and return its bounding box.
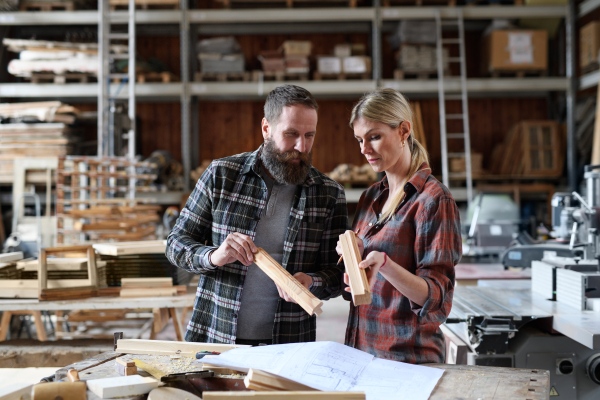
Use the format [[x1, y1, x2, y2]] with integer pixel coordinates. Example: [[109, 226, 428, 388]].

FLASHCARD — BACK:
[[98, 0, 136, 199], [98, 0, 136, 161], [435, 9, 473, 205]]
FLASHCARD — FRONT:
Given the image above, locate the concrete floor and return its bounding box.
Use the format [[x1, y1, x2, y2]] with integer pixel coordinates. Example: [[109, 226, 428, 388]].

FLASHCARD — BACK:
[[0, 295, 351, 389]]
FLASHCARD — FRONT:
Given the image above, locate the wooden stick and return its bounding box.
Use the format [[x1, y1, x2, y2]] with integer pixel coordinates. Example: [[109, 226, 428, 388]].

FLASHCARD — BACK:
[[116, 339, 248, 357], [253, 248, 323, 316], [203, 392, 365, 399], [339, 231, 371, 306], [244, 369, 315, 392]]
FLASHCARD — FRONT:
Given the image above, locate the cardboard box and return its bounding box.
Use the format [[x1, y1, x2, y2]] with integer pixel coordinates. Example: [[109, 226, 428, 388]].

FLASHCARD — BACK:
[[285, 55, 309, 73], [281, 41, 312, 56], [450, 153, 483, 176], [317, 56, 342, 74], [258, 51, 285, 72], [334, 44, 352, 58], [580, 21, 600, 69], [482, 30, 547, 72], [343, 56, 371, 74]]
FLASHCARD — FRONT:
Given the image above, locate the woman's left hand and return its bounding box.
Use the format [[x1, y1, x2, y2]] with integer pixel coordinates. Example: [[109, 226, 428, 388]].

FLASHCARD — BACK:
[[344, 251, 386, 291]]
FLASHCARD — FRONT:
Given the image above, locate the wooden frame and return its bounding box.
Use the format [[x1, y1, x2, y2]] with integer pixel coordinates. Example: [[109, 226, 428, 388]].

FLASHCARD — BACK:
[[38, 245, 98, 300], [338, 231, 371, 306], [253, 248, 323, 316]]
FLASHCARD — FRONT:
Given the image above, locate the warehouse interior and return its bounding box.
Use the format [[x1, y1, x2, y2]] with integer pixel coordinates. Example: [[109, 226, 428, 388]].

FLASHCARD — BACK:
[[0, 0, 599, 399]]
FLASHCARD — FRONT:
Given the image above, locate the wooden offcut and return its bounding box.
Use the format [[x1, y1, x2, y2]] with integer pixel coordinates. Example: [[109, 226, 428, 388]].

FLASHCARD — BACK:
[[86, 375, 159, 399], [116, 339, 249, 357], [339, 231, 371, 306], [244, 369, 315, 392], [253, 248, 323, 316], [38, 245, 98, 300]]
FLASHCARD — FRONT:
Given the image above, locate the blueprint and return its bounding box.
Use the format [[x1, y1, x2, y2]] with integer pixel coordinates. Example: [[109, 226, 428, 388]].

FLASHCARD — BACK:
[[207, 341, 443, 400]]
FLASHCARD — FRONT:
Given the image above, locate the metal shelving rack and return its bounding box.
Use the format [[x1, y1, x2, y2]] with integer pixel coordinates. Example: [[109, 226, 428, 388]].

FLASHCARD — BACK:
[[0, 3, 576, 196]]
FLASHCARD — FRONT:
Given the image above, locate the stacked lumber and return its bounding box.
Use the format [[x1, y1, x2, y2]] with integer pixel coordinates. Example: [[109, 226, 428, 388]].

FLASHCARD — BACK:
[[395, 45, 449, 79], [0, 102, 80, 183], [490, 121, 565, 177], [120, 277, 186, 298], [93, 240, 194, 286], [56, 156, 159, 245], [190, 159, 212, 182], [327, 163, 377, 186], [3, 38, 125, 81]]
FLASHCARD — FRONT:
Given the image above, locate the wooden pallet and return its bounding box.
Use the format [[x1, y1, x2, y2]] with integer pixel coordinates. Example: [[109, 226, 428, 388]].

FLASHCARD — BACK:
[[194, 71, 251, 82], [109, 0, 179, 10], [394, 69, 440, 80], [489, 69, 547, 78], [29, 72, 96, 84], [252, 70, 309, 82], [313, 72, 370, 80], [215, 0, 358, 8], [19, 0, 74, 11], [136, 71, 178, 83]]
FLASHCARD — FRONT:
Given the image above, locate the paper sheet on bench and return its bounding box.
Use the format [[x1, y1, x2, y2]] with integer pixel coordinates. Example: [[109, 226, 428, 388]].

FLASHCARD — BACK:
[[207, 341, 443, 400]]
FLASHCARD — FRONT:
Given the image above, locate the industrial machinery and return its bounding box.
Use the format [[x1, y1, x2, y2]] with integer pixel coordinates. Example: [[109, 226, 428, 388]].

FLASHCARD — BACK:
[[445, 165, 600, 399]]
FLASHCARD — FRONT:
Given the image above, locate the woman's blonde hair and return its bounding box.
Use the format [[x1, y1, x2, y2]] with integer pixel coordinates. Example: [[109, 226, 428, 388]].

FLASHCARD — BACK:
[[350, 88, 430, 223]]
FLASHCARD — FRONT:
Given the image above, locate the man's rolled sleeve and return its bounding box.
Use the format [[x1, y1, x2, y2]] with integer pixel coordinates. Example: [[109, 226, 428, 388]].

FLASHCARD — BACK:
[[166, 165, 219, 275], [306, 188, 349, 300]]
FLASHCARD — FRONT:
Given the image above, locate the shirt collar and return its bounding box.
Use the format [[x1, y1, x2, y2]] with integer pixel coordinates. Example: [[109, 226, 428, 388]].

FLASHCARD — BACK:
[[379, 162, 432, 195], [242, 144, 323, 187]]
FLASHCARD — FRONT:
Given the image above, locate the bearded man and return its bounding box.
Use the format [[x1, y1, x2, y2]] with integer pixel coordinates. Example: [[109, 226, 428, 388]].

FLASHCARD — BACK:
[[167, 84, 349, 346]]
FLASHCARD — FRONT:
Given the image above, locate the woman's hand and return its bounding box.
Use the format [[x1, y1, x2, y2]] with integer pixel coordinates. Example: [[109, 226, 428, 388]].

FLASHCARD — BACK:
[[336, 235, 365, 257], [344, 251, 386, 291]]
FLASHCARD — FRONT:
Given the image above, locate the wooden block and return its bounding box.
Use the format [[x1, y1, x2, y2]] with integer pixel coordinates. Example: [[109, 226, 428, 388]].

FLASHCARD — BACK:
[[116, 357, 136, 367], [132, 358, 167, 380], [121, 277, 173, 288], [203, 392, 365, 399], [87, 375, 159, 399], [32, 382, 86, 400], [148, 387, 202, 400], [93, 240, 166, 256], [245, 369, 315, 391], [339, 231, 371, 306], [115, 362, 138, 376], [253, 248, 323, 316], [116, 339, 249, 357]]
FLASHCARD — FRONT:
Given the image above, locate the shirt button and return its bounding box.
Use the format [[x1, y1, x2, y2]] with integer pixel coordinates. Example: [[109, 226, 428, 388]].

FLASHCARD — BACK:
[[369, 223, 373, 227]]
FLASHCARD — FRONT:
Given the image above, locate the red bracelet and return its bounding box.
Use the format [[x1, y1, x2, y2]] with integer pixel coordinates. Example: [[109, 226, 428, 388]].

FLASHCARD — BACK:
[[381, 252, 387, 269]]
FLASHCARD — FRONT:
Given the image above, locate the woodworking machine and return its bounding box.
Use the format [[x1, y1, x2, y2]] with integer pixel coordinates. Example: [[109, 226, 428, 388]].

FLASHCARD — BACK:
[[446, 166, 600, 399]]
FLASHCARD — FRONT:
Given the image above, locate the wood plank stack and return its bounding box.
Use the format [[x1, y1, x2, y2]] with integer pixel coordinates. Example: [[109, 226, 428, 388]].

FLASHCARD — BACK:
[[56, 156, 159, 245], [326, 163, 377, 186], [93, 240, 194, 286], [490, 121, 565, 177], [0, 101, 80, 183], [120, 277, 186, 298]]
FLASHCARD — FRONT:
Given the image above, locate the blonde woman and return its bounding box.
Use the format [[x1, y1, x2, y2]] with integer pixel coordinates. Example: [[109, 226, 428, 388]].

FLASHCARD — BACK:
[[337, 88, 462, 364]]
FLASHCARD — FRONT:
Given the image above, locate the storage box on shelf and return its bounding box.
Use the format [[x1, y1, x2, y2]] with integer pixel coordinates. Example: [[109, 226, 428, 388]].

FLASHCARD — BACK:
[[482, 29, 548, 77], [315, 43, 370, 80], [394, 45, 449, 80], [56, 156, 160, 245], [195, 36, 249, 82], [213, 0, 361, 8], [580, 21, 600, 73]]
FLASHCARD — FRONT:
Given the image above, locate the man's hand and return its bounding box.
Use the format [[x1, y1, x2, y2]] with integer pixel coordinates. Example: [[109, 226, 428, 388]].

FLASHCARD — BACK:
[[210, 232, 257, 267], [275, 272, 313, 304]]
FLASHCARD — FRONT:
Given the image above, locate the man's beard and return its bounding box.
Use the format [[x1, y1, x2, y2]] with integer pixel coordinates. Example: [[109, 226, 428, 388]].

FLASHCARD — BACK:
[[260, 139, 312, 185]]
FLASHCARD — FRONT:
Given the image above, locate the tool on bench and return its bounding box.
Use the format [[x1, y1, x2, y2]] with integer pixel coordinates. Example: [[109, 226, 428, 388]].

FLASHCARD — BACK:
[[32, 369, 86, 400], [196, 351, 221, 359]]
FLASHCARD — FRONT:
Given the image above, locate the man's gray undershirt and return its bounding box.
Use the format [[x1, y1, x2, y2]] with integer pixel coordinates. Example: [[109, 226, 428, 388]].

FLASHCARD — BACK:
[[235, 168, 297, 340]]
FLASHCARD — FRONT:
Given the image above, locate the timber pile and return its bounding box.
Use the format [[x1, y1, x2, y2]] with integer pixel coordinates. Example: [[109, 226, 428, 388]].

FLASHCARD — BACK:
[[327, 163, 377, 186], [256, 41, 311, 81], [120, 277, 186, 298], [56, 156, 159, 245], [93, 241, 194, 286], [490, 120, 565, 177], [0, 101, 80, 183], [3, 38, 126, 80]]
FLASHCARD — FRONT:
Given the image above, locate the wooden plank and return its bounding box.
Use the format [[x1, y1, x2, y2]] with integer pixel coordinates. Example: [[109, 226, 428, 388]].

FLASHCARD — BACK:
[[148, 387, 202, 400], [93, 240, 167, 256], [87, 375, 159, 398], [132, 358, 166, 380], [0, 383, 32, 400], [203, 393, 365, 399], [592, 71, 600, 165], [120, 288, 178, 298], [0, 252, 23, 263], [253, 248, 323, 316], [339, 231, 371, 306], [244, 369, 315, 392], [0, 279, 96, 289], [427, 363, 550, 400], [39, 287, 98, 301], [122, 278, 173, 288], [115, 339, 249, 357]]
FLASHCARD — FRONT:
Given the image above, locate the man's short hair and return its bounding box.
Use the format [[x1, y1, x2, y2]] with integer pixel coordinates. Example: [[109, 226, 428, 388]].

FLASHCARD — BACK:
[[264, 85, 318, 126]]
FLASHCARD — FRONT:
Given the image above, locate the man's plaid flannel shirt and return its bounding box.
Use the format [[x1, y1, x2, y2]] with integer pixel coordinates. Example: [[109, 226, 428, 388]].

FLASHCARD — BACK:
[[166, 146, 349, 344]]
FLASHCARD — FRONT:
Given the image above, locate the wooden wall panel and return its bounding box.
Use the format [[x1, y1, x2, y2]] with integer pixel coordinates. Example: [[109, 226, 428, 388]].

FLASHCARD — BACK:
[[137, 103, 182, 160], [136, 36, 181, 77]]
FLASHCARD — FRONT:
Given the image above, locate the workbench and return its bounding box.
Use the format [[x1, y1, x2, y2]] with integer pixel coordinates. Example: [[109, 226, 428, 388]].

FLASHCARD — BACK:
[[0, 294, 196, 342], [54, 350, 550, 400]]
